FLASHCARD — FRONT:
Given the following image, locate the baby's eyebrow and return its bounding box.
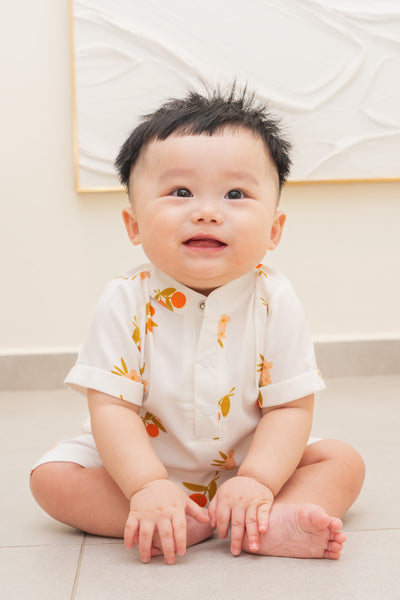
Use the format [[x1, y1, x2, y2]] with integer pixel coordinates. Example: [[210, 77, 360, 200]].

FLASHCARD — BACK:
[[158, 168, 260, 185], [158, 168, 195, 182], [220, 170, 260, 185]]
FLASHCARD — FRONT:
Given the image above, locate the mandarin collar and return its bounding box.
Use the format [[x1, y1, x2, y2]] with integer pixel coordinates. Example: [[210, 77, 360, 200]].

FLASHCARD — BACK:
[[149, 268, 257, 317]]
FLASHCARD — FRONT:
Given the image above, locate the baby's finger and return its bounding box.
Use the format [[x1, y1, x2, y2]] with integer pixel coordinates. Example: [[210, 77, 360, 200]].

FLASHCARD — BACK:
[[208, 496, 217, 528], [158, 519, 176, 565], [230, 507, 246, 555], [172, 513, 187, 557], [245, 504, 260, 552], [257, 502, 271, 533], [138, 520, 155, 563], [124, 514, 139, 550], [216, 503, 231, 540], [186, 498, 211, 523]]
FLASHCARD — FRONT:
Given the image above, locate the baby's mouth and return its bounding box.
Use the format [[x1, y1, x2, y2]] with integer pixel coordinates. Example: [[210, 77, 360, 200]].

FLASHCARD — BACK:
[[184, 236, 227, 248]]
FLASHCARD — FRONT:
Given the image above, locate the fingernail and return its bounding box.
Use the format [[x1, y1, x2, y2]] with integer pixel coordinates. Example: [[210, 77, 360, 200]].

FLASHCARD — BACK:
[[250, 542, 258, 551]]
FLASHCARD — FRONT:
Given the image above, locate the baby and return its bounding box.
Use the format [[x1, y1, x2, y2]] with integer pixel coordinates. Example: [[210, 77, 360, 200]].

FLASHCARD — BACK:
[[31, 86, 365, 565]]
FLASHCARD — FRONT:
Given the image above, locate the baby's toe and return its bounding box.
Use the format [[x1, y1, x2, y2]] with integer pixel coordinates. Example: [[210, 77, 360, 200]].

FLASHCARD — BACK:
[[331, 530, 346, 544], [327, 539, 344, 554]]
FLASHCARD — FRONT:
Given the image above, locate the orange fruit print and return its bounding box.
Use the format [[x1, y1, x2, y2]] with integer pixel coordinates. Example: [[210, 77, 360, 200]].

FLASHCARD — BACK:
[[183, 472, 220, 506], [190, 493, 207, 507], [142, 412, 167, 437], [171, 291, 186, 308], [146, 423, 160, 437], [154, 288, 186, 311], [211, 449, 237, 470], [257, 354, 273, 386], [145, 303, 158, 333], [111, 359, 147, 387], [217, 314, 230, 348]]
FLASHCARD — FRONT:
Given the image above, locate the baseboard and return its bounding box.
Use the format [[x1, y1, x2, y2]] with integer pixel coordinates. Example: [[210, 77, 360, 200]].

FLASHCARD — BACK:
[[0, 352, 77, 391], [314, 338, 400, 378], [0, 339, 399, 390]]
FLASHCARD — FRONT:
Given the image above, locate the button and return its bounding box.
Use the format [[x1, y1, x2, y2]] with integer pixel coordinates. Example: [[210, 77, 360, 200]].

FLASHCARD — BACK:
[[200, 355, 216, 368], [200, 356, 211, 368], [199, 301, 206, 311]]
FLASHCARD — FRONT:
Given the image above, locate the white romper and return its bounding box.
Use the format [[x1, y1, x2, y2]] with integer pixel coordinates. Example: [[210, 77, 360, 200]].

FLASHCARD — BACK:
[[32, 264, 324, 505]]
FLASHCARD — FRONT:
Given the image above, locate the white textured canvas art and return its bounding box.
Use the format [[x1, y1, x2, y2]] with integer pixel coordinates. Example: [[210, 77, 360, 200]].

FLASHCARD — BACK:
[[71, 0, 400, 190]]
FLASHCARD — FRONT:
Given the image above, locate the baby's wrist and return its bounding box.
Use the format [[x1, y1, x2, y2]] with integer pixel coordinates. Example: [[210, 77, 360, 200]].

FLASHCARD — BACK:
[[128, 475, 169, 502], [236, 471, 275, 496]]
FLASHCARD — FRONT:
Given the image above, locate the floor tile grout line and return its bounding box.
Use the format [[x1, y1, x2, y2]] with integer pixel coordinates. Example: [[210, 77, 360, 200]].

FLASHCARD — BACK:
[[0, 539, 86, 549], [0, 539, 122, 550], [70, 533, 87, 600], [0, 545, 85, 549]]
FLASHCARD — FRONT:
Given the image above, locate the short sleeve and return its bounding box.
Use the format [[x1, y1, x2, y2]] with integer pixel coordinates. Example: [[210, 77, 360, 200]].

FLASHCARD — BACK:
[[258, 271, 324, 408], [65, 278, 144, 406]]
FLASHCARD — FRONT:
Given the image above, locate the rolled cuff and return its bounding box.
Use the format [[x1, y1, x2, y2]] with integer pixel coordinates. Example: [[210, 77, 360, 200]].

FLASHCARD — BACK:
[[65, 364, 144, 406], [259, 370, 325, 408]]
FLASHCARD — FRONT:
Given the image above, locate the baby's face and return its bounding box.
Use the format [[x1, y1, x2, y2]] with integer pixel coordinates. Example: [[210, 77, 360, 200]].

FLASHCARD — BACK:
[[123, 126, 286, 294]]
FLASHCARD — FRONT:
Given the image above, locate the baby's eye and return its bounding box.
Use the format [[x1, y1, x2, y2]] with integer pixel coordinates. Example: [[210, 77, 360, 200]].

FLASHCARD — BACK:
[[171, 188, 192, 198], [225, 189, 244, 200]]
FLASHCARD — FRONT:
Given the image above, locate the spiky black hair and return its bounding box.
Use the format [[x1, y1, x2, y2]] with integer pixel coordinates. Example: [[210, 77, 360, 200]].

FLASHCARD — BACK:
[[115, 84, 291, 191]]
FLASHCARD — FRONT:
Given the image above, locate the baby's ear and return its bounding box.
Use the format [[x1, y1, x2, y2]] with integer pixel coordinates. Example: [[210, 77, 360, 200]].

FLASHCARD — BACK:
[[122, 206, 141, 246], [268, 211, 286, 251]]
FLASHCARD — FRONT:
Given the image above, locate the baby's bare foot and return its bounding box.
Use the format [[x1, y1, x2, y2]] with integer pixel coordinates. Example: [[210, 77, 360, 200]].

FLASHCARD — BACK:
[[243, 503, 346, 559]]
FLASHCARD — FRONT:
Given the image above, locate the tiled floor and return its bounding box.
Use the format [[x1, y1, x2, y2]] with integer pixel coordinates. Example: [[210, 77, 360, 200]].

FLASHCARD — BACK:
[[1, 375, 399, 599]]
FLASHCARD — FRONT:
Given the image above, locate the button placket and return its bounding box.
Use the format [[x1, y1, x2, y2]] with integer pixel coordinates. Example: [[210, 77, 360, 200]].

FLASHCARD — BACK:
[[193, 311, 220, 439]]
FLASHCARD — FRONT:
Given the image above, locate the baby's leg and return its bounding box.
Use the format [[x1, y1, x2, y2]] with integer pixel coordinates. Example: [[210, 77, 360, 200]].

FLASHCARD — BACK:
[[242, 439, 365, 559], [31, 463, 129, 537], [30, 463, 214, 547]]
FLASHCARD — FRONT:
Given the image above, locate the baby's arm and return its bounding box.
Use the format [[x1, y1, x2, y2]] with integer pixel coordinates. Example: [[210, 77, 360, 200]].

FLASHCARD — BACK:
[[87, 389, 209, 564], [209, 394, 314, 555]]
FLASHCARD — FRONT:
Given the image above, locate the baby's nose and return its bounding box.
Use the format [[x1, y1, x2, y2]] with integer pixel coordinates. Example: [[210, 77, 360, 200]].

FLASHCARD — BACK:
[[191, 200, 224, 224]]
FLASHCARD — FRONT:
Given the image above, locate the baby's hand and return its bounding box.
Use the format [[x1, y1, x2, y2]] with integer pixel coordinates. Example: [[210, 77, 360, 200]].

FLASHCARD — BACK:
[[208, 476, 273, 556], [124, 479, 210, 565]]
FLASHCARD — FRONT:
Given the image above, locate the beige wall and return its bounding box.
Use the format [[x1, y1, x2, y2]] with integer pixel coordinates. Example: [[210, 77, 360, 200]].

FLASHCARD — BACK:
[[1, 0, 399, 354]]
